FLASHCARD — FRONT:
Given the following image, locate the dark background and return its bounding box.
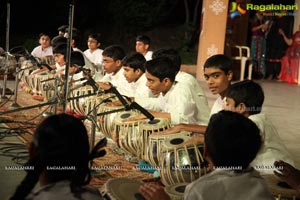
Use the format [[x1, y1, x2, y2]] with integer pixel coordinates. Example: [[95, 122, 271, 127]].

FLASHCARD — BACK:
[[0, 0, 297, 63]]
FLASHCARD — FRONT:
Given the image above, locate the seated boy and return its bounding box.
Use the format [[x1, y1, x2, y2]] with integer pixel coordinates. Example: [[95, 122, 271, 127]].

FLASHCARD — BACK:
[[139, 111, 274, 200], [96, 45, 131, 96], [135, 35, 153, 61], [162, 54, 233, 134], [223, 80, 294, 174], [140, 57, 208, 125], [122, 52, 160, 110], [152, 48, 210, 125]]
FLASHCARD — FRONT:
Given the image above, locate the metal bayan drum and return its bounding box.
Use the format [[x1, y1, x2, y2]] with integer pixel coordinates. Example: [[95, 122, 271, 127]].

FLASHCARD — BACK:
[[159, 137, 207, 186], [165, 183, 188, 200], [262, 174, 300, 200], [139, 118, 170, 161], [147, 131, 192, 168], [114, 110, 145, 157], [103, 177, 144, 200]]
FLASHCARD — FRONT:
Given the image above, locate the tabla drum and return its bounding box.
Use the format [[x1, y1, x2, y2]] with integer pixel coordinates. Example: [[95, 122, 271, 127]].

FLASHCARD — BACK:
[[0, 54, 17, 75], [18, 59, 36, 93], [33, 72, 57, 101], [69, 85, 96, 116], [165, 183, 188, 200], [262, 174, 300, 200], [37, 55, 55, 66], [138, 118, 170, 161], [103, 177, 144, 200], [114, 110, 145, 157], [159, 138, 207, 186], [146, 131, 192, 167], [97, 102, 125, 139]]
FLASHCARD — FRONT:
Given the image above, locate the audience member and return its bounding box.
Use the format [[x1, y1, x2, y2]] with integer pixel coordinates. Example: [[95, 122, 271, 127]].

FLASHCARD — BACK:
[[139, 111, 274, 200], [9, 113, 106, 200]]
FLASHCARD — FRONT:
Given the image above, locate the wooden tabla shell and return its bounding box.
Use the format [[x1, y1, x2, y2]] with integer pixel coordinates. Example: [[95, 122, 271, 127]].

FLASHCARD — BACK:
[[69, 85, 95, 116], [165, 183, 188, 200], [18, 60, 36, 91], [146, 131, 192, 167], [114, 110, 144, 156], [262, 174, 300, 200], [30, 72, 56, 100], [103, 177, 144, 200], [97, 102, 124, 139], [139, 118, 170, 161], [159, 138, 207, 186]]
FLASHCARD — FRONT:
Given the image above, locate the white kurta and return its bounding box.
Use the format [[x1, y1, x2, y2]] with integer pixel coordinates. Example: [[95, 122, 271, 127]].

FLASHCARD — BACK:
[[131, 74, 160, 111], [184, 168, 274, 200], [31, 46, 53, 58], [84, 48, 103, 80], [210, 96, 223, 116], [158, 82, 208, 125], [249, 113, 295, 174], [144, 51, 153, 61], [100, 68, 131, 96], [176, 71, 210, 125]]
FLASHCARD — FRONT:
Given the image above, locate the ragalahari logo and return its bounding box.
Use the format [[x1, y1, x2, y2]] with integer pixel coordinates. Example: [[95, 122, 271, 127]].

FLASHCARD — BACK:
[[230, 1, 247, 19]]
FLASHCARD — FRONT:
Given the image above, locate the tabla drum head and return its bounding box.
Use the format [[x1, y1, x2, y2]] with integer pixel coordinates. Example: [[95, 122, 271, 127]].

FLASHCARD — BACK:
[[262, 174, 300, 199], [104, 177, 144, 200], [165, 183, 188, 200]]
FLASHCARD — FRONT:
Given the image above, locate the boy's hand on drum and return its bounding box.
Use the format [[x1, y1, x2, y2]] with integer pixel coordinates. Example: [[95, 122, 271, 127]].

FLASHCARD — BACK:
[[176, 136, 204, 148], [274, 160, 300, 191], [151, 125, 182, 136], [139, 183, 171, 200], [97, 82, 111, 91], [122, 114, 147, 122]]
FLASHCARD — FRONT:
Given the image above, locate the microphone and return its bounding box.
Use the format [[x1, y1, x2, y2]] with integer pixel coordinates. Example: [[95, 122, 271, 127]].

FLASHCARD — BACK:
[[24, 48, 53, 72], [130, 101, 154, 121], [82, 70, 99, 92], [106, 84, 130, 110]]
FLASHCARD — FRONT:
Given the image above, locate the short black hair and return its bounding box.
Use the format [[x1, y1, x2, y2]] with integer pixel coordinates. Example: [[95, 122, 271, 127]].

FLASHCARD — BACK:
[[203, 54, 233, 74], [122, 52, 146, 72], [136, 35, 151, 45], [102, 45, 126, 61], [53, 43, 72, 56], [152, 48, 181, 73], [71, 51, 85, 68], [205, 110, 261, 170], [145, 57, 177, 82], [226, 80, 265, 115], [51, 35, 67, 48], [88, 33, 101, 43]]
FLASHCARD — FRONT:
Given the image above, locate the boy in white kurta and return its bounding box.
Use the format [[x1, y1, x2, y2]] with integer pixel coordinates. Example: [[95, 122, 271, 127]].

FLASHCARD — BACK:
[[223, 80, 294, 174], [96, 45, 131, 96], [139, 111, 274, 200], [142, 57, 208, 125]]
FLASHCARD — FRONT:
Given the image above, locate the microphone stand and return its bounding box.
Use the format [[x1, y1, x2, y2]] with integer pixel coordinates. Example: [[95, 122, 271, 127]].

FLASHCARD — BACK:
[[62, 3, 74, 113], [106, 84, 155, 121], [1, 2, 13, 100], [10, 65, 20, 107]]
